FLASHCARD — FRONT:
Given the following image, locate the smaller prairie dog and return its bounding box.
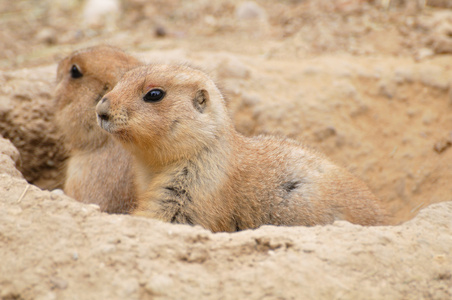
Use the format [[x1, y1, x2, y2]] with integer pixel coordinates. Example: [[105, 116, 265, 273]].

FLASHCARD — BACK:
[[96, 64, 388, 231], [55, 45, 141, 213]]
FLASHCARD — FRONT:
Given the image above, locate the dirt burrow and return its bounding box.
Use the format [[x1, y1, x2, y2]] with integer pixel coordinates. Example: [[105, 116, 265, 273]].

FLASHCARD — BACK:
[[0, 66, 66, 190], [1, 49, 451, 223], [0, 133, 451, 300]]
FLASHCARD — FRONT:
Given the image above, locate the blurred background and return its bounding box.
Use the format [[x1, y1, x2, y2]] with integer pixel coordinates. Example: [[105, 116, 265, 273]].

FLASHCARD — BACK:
[[2, 0, 452, 68]]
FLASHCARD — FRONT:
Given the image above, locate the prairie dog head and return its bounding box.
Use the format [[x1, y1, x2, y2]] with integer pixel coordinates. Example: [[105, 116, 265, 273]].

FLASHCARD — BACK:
[[95, 64, 232, 165], [54, 45, 141, 150]]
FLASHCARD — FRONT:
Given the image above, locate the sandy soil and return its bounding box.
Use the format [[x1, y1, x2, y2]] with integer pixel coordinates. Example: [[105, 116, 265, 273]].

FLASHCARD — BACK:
[[1, 0, 451, 299]]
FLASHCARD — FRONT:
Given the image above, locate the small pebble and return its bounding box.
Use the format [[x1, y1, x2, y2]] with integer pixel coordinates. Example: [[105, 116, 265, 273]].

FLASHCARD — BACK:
[[433, 139, 451, 153], [235, 1, 266, 21], [155, 26, 166, 37], [50, 277, 68, 290], [36, 28, 57, 45]]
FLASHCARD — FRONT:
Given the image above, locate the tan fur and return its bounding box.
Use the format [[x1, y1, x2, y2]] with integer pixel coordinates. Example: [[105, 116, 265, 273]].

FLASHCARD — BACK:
[[95, 64, 389, 230], [55, 45, 141, 213]]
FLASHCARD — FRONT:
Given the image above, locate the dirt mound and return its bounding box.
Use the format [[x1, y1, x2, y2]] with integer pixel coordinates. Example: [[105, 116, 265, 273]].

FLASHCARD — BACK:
[[0, 136, 451, 299]]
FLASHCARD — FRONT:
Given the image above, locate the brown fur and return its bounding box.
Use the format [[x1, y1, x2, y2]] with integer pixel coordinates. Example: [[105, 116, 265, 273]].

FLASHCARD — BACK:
[[54, 45, 141, 213], [95, 64, 389, 230]]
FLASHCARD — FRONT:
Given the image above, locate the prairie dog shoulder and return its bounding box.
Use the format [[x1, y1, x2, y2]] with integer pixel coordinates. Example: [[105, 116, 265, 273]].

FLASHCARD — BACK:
[[55, 45, 141, 213], [96, 64, 388, 230]]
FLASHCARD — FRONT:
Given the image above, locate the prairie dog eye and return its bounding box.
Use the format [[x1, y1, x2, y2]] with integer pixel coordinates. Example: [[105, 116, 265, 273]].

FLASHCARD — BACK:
[[70, 65, 83, 79], [143, 89, 165, 102]]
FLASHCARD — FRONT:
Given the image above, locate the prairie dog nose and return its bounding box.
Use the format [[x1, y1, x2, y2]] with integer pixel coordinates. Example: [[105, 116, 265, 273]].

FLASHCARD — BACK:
[[96, 97, 110, 121]]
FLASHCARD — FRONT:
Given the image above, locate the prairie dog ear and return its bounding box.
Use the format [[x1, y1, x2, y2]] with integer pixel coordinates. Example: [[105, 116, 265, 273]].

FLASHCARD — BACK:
[[193, 89, 209, 113]]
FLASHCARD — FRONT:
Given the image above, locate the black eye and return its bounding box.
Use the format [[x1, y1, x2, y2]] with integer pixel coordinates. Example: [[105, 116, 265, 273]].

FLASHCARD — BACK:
[[70, 65, 83, 79], [143, 89, 165, 102]]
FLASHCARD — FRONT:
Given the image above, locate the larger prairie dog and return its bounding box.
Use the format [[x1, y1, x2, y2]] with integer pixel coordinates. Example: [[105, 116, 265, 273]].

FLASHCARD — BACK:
[[95, 64, 388, 231], [55, 45, 141, 213]]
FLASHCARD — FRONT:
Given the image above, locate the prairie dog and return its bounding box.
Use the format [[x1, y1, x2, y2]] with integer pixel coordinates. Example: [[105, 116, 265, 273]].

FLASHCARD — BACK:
[[95, 64, 388, 231], [55, 45, 141, 213]]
